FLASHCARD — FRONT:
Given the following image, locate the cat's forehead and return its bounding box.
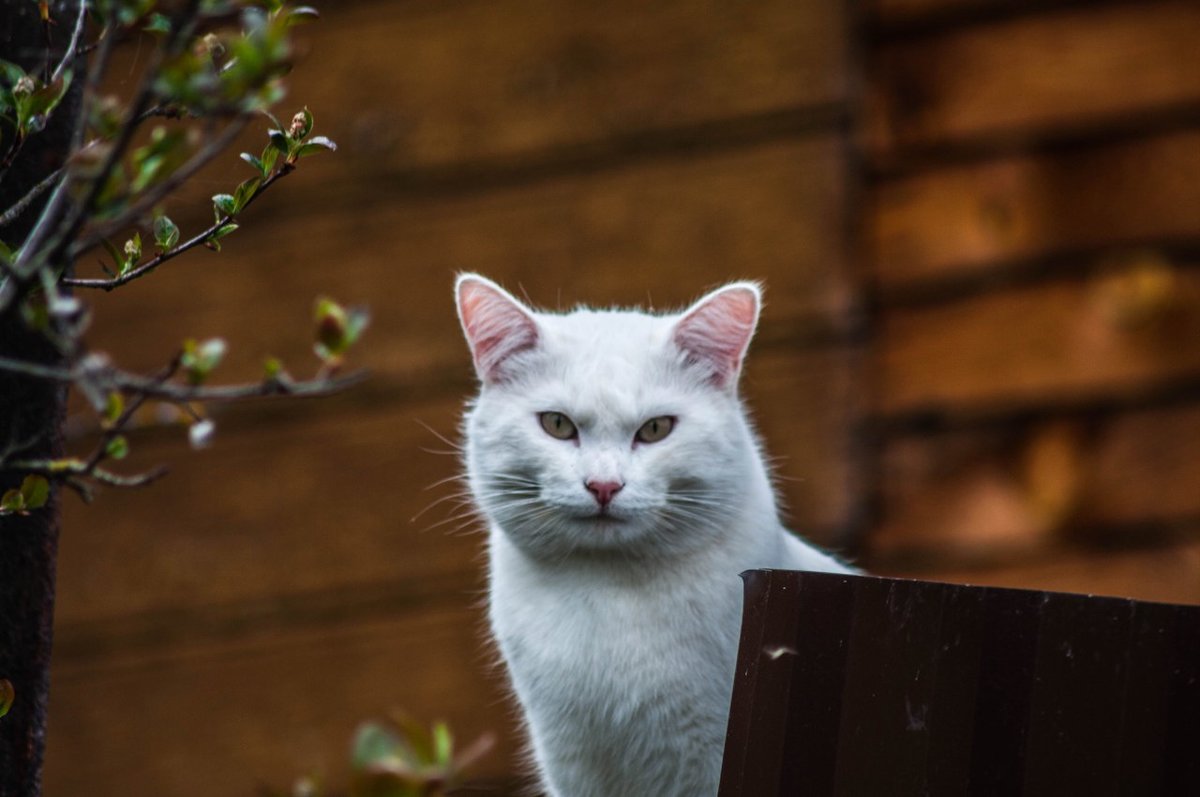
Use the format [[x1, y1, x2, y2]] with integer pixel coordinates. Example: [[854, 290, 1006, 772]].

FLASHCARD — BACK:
[[539, 307, 670, 352], [526, 307, 683, 412]]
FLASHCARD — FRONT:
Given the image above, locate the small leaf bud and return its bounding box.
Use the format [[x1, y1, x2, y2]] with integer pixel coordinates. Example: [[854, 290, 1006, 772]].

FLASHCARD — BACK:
[[189, 419, 216, 450]]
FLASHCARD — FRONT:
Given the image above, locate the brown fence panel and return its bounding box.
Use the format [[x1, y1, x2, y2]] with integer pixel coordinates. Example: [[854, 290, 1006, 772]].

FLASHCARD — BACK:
[[720, 570, 1200, 796]]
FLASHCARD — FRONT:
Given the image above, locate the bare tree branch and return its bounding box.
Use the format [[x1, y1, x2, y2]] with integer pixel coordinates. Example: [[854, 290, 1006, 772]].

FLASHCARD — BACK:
[[65, 154, 288, 290], [0, 353, 368, 404], [51, 0, 88, 86], [0, 166, 64, 229], [68, 115, 251, 260]]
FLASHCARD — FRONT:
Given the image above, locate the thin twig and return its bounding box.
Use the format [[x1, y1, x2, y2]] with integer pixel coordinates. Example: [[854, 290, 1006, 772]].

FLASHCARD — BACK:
[[0, 456, 169, 489], [0, 353, 368, 403], [66, 152, 285, 290], [69, 115, 251, 259], [0, 165, 63, 228], [51, 0, 88, 85], [30, 0, 202, 275]]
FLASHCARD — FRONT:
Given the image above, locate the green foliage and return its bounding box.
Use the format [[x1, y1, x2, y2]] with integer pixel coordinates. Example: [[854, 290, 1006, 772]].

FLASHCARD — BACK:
[[314, 297, 370, 366], [0, 679, 12, 719], [180, 338, 227, 385], [92, 0, 157, 28], [152, 214, 180, 252], [0, 1, 362, 504], [267, 106, 339, 168], [0, 475, 51, 517], [0, 61, 72, 141], [102, 392, 125, 426], [101, 233, 143, 276], [130, 126, 187, 193], [270, 716, 494, 797], [105, 435, 130, 461]]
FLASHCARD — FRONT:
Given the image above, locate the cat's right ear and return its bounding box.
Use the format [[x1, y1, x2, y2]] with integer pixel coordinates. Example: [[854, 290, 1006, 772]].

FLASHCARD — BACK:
[[455, 273, 540, 384]]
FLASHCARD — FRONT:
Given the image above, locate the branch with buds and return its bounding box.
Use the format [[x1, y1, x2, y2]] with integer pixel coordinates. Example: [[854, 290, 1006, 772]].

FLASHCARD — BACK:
[[0, 1, 364, 514]]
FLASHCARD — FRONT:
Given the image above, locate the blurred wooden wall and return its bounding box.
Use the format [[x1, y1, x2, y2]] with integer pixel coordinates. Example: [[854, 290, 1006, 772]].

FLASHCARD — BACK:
[[862, 0, 1200, 598], [40, 0, 1200, 794], [45, 0, 858, 793]]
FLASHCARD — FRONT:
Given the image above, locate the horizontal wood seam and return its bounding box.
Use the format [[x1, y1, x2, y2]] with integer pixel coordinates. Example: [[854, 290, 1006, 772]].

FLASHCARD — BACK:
[[866, 0, 1147, 43]]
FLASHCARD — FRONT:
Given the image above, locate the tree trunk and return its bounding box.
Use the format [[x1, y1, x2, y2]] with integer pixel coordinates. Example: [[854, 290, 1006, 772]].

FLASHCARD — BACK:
[[0, 2, 78, 794]]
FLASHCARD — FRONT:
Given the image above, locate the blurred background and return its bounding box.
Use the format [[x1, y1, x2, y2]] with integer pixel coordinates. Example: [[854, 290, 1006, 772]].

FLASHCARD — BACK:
[[44, 0, 1200, 793]]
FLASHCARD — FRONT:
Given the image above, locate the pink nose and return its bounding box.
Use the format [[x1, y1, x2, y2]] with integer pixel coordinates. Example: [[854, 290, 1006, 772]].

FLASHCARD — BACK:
[[586, 479, 624, 507]]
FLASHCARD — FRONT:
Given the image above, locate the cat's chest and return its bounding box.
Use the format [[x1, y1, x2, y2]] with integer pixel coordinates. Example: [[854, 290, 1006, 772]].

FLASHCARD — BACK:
[[488, 540, 744, 703]]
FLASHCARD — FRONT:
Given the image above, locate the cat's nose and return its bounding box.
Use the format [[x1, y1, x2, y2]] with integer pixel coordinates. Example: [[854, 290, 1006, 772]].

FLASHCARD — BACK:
[[585, 479, 624, 507]]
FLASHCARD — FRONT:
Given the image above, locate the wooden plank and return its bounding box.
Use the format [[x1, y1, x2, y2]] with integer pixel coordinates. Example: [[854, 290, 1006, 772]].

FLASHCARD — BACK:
[[81, 137, 853, 385], [56, 394, 471, 628], [876, 269, 1200, 416], [873, 425, 1058, 561], [873, 405, 1200, 560], [280, 0, 848, 174], [744, 345, 863, 546], [1079, 403, 1200, 527], [871, 130, 1200, 291], [44, 603, 523, 797], [719, 570, 1200, 795], [867, 1, 1200, 157]]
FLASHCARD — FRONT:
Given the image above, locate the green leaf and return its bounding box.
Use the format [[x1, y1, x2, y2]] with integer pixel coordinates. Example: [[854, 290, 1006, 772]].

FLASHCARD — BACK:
[[351, 723, 403, 771], [0, 679, 13, 719], [20, 295, 49, 331], [24, 69, 72, 122], [181, 337, 227, 384], [144, 12, 171, 35], [101, 238, 127, 275], [267, 129, 290, 156], [103, 391, 124, 425], [131, 126, 186, 193], [0, 60, 25, 88], [286, 6, 320, 26], [20, 476, 49, 510], [212, 193, 237, 218], [313, 296, 347, 359], [233, 176, 262, 212], [153, 214, 180, 251], [295, 136, 337, 159], [105, 435, 129, 461], [240, 151, 265, 176], [343, 306, 370, 347], [432, 721, 453, 767], [1, 488, 24, 514], [210, 220, 240, 246], [263, 356, 283, 379], [260, 141, 280, 174]]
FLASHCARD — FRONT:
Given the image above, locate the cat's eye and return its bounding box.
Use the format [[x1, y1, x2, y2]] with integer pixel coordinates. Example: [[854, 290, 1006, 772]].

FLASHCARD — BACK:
[[539, 411, 578, 440], [635, 416, 674, 444]]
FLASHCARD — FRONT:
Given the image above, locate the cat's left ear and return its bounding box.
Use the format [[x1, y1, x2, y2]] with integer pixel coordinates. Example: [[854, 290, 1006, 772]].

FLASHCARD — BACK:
[[672, 282, 761, 388], [456, 273, 541, 384]]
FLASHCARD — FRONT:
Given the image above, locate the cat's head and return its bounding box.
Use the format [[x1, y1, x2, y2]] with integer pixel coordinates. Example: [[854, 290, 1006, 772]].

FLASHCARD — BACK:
[[456, 273, 765, 561]]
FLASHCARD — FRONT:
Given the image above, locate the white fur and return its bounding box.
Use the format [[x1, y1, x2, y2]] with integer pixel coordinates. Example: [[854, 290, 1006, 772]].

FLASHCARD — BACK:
[[456, 275, 852, 797]]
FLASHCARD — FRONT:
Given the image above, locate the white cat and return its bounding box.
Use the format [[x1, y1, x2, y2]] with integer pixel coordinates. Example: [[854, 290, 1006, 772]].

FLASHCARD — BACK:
[[455, 274, 852, 797]]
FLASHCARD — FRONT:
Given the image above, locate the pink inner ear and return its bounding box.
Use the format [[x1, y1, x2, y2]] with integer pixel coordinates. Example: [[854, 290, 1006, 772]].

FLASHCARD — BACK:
[[458, 279, 539, 383], [673, 286, 759, 387]]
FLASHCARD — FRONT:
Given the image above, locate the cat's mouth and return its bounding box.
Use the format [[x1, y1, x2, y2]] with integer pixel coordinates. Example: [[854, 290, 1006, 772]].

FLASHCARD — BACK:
[[574, 512, 626, 525]]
